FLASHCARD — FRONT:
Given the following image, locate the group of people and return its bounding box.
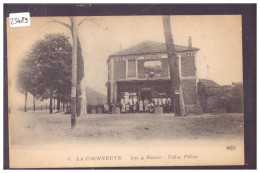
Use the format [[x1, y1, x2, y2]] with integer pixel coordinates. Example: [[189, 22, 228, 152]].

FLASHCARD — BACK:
[[120, 98, 172, 113], [103, 98, 172, 114]]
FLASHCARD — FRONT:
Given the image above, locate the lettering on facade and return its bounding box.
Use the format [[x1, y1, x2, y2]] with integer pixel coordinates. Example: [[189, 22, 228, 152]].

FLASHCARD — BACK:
[[113, 55, 164, 61], [158, 92, 166, 96]]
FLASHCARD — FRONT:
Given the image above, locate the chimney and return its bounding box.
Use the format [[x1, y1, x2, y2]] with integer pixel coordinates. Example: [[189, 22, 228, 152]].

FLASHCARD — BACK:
[[188, 36, 192, 49]]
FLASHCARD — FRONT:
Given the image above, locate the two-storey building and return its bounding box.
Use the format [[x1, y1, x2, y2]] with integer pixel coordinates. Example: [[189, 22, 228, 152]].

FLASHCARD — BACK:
[[106, 38, 199, 113]]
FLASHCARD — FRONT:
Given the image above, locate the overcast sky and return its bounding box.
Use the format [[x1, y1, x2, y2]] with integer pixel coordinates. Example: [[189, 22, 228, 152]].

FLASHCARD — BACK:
[[7, 15, 242, 107]]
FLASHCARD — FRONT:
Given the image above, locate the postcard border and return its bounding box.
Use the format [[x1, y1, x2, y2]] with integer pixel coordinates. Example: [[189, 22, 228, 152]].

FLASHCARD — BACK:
[[3, 3, 256, 169]]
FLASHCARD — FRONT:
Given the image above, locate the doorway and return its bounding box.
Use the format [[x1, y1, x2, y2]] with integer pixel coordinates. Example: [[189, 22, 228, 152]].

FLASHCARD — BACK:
[[140, 88, 151, 101]]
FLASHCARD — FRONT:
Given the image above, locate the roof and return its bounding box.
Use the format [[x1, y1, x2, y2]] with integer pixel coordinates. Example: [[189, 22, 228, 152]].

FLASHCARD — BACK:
[[85, 87, 106, 98], [110, 40, 200, 57], [85, 87, 107, 105], [198, 79, 220, 88], [198, 79, 220, 96], [198, 79, 240, 97], [232, 82, 243, 86], [85, 87, 95, 94]]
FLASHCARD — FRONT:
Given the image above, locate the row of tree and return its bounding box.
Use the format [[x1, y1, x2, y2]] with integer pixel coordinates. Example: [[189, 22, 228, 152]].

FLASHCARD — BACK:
[[17, 17, 103, 128], [17, 33, 72, 113]]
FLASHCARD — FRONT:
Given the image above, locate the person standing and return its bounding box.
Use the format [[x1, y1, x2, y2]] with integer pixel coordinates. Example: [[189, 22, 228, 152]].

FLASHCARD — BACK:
[[139, 99, 143, 112], [104, 103, 109, 113], [121, 101, 126, 113], [144, 99, 149, 112], [129, 98, 133, 113], [133, 102, 137, 113], [150, 100, 155, 113], [126, 102, 130, 113]]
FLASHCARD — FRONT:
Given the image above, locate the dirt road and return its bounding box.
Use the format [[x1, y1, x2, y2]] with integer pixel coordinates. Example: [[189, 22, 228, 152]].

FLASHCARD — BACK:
[[9, 111, 244, 146]]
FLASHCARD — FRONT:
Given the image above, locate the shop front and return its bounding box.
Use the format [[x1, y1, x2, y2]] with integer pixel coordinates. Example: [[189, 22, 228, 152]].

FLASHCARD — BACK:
[[116, 80, 174, 113]]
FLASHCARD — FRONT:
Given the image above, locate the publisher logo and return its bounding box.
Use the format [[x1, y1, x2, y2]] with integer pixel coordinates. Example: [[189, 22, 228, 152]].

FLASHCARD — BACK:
[[226, 145, 236, 151]]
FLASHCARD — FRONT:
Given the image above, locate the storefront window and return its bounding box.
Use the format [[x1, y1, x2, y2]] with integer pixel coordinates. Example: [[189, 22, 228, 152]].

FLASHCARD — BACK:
[[120, 92, 138, 106], [117, 81, 173, 113]]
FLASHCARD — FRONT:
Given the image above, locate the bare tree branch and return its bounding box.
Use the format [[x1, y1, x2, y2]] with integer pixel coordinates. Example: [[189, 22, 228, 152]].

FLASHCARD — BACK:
[[89, 19, 105, 30], [78, 17, 90, 27], [69, 17, 73, 26], [38, 18, 72, 31], [77, 17, 106, 30]]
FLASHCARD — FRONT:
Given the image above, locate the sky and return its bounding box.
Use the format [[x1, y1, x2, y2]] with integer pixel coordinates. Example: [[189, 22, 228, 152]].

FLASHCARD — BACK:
[[7, 15, 243, 107]]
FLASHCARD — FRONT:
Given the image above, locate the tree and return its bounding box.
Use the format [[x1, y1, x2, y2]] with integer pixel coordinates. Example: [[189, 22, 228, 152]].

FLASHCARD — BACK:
[[16, 59, 35, 112], [70, 17, 78, 128], [162, 15, 185, 116], [17, 54, 44, 112], [231, 83, 243, 113], [24, 33, 72, 114]]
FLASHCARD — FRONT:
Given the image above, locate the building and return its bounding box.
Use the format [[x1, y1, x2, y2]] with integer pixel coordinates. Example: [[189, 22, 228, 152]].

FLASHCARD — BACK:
[[106, 38, 200, 113], [197, 79, 221, 113], [197, 79, 243, 113], [85, 87, 107, 113], [86, 87, 107, 106]]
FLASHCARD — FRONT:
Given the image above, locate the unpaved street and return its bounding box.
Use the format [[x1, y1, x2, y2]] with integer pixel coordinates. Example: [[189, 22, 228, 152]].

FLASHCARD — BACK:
[[9, 111, 244, 146]]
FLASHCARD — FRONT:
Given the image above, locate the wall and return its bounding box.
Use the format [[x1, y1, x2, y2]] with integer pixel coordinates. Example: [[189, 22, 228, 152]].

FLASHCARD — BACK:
[[181, 55, 195, 77], [181, 78, 197, 105], [86, 92, 107, 105]]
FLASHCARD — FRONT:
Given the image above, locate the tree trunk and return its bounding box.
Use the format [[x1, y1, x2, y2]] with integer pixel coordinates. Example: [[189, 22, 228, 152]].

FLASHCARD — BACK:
[[71, 17, 78, 128], [33, 96, 36, 111], [57, 94, 60, 112], [68, 32, 85, 116], [49, 88, 53, 114], [76, 34, 86, 116], [24, 92, 27, 112], [63, 102, 65, 111], [49, 18, 86, 116], [79, 78, 87, 116], [76, 97, 80, 115], [162, 15, 184, 116], [53, 99, 55, 110]]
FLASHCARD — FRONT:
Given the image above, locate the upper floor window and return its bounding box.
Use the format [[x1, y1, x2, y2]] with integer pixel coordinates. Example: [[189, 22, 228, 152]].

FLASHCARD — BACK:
[[144, 60, 162, 78], [128, 60, 136, 77]]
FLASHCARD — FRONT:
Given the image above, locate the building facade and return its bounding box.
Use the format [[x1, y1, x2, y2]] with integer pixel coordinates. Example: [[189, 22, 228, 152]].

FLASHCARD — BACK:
[[106, 39, 200, 112]]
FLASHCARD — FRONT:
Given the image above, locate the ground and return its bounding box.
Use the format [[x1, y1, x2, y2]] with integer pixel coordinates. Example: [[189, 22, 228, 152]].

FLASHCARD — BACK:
[[10, 110, 244, 146]]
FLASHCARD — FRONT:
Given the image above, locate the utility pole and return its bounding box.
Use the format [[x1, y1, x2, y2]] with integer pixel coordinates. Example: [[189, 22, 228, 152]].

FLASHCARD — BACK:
[[24, 92, 27, 112], [162, 15, 182, 116], [70, 17, 78, 128], [33, 96, 36, 111]]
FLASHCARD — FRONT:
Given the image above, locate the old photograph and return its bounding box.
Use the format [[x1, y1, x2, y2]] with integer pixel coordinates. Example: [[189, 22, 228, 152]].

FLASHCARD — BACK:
[[7, 15, 244, 168]]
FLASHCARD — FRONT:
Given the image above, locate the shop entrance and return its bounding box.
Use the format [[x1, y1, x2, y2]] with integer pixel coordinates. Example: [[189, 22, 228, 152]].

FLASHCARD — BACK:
[[140, 88, 151, 101]]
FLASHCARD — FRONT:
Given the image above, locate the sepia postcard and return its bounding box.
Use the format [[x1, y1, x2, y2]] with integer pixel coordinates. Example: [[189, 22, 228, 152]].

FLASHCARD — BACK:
[[5, 7, 249, 168]]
